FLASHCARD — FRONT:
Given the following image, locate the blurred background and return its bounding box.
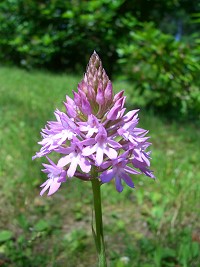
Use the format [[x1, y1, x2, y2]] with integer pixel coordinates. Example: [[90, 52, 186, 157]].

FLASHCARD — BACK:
[[0, 1, 200, 266]]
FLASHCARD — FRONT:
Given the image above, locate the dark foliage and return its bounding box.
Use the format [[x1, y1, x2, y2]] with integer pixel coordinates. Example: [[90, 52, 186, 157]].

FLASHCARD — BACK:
[[0, 0, 199, 118], [0, 0, 199, 70]]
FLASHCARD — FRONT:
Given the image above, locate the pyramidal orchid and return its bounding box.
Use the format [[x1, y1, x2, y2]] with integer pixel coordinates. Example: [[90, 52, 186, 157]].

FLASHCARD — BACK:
[[33, 52, 154, 267]]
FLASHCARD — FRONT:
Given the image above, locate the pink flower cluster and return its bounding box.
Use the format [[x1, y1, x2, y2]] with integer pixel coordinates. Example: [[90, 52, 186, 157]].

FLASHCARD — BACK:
[[33, 52, 154, 196]]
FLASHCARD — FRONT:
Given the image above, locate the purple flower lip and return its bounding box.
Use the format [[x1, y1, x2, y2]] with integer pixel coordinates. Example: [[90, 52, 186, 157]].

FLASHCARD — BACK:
[[39, 157, 67, 196], [33, 51, 154, 196], [100, 155, 140, 192]]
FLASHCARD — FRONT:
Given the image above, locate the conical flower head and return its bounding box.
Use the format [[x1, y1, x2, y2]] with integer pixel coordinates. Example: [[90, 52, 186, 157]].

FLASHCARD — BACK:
[[77, 51, 114, 118], [85, 51, 108, 92]]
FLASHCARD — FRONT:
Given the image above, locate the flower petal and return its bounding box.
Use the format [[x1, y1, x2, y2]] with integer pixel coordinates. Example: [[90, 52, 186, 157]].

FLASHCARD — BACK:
[[120, 172, 134, 188], [40, 179, 51, 196], [123, 110, 139, 122], [96, 146, 104, 166], [125, 166, 141, 175], [48, 179, 61, 196], [115, 176, 123, 192], [67, 159, 78, 177], [108, 139, 122, 149], [100, 169, 114, 183], [107, 104, 121, 120], [104, 147, 118, 159], [79, 156, 91, 173], [58, 155, 71, 167], [82, 144, 97, 156]]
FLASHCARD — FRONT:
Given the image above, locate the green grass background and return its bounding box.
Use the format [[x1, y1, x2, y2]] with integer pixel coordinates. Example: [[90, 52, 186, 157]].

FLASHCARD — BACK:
[[0, 67, 200, 267]]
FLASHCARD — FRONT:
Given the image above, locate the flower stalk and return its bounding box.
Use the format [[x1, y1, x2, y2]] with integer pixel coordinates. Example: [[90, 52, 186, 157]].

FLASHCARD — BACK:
[[91, 175, 107, 267]]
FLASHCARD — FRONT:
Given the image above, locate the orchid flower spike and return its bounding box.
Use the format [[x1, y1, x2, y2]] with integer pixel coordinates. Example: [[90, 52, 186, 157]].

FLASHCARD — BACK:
[[33, 51, 154, 195]]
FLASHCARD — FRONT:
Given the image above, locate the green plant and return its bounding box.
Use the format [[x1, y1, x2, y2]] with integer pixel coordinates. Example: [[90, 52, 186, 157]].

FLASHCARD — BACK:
[[1, 0, 199, 72], [117, 22, 200, 119], [0, 0, 127, 71]]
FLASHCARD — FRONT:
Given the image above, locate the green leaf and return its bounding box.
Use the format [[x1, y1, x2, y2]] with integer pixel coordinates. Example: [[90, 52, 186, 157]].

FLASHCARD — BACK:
[[17, 214, 29, 230], [62, 10, 74, 19], [0, 230, 13, 242], [34, 219, 49, 231]]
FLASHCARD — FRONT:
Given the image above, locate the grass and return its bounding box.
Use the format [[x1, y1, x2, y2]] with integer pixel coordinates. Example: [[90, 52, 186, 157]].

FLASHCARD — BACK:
[[0, 66, 200, 267]]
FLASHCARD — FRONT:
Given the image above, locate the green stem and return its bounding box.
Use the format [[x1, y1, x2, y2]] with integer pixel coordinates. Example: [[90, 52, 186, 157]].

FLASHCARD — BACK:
[[91, 177, 107, 267]]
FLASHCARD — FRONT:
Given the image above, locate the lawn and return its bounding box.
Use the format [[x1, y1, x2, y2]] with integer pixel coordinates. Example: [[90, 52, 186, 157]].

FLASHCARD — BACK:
[[0, 66, 200, 267]]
